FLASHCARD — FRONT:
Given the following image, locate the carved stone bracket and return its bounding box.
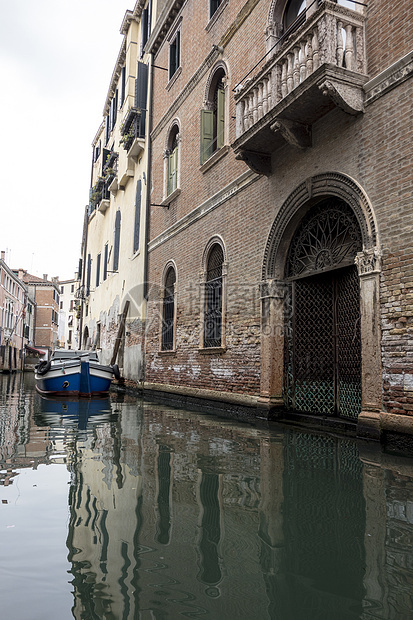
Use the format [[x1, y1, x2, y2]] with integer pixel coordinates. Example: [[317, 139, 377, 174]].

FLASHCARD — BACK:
[[270, 119, 312, 149], [236, 150, 272, 176], [319, 79, 365, 115], [355, 247, 382, 276]]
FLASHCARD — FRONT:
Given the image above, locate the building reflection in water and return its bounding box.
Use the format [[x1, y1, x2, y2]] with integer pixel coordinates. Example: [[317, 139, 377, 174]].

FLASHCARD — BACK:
[[2, 375, 413, 619]]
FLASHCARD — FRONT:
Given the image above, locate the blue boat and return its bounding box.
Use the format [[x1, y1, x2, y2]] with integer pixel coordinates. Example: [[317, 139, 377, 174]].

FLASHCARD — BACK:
[[35, 350, 120, 397]]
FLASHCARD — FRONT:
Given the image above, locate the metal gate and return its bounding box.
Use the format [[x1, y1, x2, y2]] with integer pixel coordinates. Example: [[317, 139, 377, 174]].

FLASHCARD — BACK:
[[284, 198, 363, 420], [285, 266, 361, 419]]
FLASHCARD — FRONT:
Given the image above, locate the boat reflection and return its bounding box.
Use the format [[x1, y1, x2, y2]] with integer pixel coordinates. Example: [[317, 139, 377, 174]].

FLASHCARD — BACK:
[[34, 394, 117, 431]]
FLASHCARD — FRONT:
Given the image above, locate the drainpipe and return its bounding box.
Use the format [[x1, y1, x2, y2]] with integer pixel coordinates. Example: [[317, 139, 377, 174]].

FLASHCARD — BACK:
[[142, 51, 154, 387], [78, 205, 89, 350]]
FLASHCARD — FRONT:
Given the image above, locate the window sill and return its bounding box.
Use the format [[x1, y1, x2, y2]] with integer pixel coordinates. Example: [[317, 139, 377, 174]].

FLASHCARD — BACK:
[[205, 0, 228, 32], [199, 346, 226, 354], [162, 187, 181, 205], [200, 145, 230, 173], [166, 66, 182, 91], [158, 348, 176, 355]]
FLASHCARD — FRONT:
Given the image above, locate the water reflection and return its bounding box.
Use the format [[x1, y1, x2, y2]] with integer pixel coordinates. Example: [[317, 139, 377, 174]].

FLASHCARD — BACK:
[[1, 374, 413, 619]]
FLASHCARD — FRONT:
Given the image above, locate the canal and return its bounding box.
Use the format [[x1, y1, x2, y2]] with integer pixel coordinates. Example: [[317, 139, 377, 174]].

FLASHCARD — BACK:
[[1, 373, 413, 620]]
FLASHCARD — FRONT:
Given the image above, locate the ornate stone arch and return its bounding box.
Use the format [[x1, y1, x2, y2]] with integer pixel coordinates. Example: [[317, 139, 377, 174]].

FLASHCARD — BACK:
[[260, 172, 382, 434], [203, 61, 230, 107], [202, 234, 227, 270], [164, 118, 181, 151], [262, 172, 378, 280], [160, 260, 178, 352]]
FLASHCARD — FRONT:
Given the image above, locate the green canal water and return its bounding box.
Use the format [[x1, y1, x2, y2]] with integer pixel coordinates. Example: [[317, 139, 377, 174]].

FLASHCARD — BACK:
[[1, 372, 413, 620]]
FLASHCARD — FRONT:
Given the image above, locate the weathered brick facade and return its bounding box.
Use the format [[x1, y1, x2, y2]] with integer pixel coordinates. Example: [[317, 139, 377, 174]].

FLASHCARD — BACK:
[[143, 0, 413, 440]]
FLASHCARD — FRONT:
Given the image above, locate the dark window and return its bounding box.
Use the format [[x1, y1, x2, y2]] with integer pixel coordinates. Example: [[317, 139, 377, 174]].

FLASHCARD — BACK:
[[140, 1, 152, 58], [204, 244, 223, 347], [71, 284, 74, 293], [113, 211, 121, 272], [162, 267, 176, 351], [94, 140, 101, 163], [169, 30, 180, 80], [284, 0, 306, 31], [96, 253, 101, 288], [120, 66, 126, 107], [210, 0, 222, 18], [133, 179, 142, 254], [104, 115, 110, 145], [103, 244, 108, 281]]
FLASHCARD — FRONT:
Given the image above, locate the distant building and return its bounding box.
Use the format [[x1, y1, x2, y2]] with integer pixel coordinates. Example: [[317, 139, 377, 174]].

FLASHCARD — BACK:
[[58, 276, 80, 349], [0, 253, 32, 371], [79, 0, 155, 379], [20, 272, 60, 354]]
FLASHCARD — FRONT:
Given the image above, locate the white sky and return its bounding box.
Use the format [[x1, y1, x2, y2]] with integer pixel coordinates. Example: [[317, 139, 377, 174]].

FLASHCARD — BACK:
[[0, 0, 130, 281]]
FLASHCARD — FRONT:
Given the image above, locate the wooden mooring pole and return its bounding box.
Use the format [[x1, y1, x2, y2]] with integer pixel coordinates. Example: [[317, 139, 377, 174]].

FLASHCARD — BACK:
[[110, 300, 130, 366]]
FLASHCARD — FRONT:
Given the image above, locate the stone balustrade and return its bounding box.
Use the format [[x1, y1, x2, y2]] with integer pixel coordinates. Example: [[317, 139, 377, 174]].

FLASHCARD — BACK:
[[235, 1, 366, 138]]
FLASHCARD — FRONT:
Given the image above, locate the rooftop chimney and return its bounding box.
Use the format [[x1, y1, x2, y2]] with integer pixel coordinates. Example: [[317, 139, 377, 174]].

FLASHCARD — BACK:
[[1, 251, 5, 261], [43, 274, 48, 281]]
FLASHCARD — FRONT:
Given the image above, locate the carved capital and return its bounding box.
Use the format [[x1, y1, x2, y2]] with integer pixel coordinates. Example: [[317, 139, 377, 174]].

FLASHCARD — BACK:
[[319, 79, 364, 115], [260, 279, 287, 299], [270, 119, 312, 149], [355, 247, 382, 276], [236, 150, 272, 176]]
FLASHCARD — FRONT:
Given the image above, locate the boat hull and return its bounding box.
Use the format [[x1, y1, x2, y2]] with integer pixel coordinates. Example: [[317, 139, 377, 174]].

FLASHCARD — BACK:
[[35, 359, 113, 397]]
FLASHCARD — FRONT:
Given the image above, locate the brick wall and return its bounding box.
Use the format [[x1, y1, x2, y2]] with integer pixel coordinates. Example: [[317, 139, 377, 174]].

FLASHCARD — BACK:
[[146, 0, 413, 411]]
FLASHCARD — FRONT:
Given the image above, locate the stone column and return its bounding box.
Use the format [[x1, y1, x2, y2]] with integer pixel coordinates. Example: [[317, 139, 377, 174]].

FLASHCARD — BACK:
[[355, 247, 383, 439], [259, 280, 288, 415]]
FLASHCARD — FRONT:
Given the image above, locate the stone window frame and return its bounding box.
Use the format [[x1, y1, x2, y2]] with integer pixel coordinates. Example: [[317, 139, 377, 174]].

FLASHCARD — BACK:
[[163, 119, 182, 203], [199, 235, 228, 353], [200, 62, 230, 171], [159, 260, 178, 354]]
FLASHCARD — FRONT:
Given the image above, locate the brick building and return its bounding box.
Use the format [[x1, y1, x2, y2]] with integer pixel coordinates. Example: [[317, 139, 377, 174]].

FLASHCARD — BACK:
[[21, 272, 60, 354], [141, 0, 413, 441], [58, 276, 80, 349]]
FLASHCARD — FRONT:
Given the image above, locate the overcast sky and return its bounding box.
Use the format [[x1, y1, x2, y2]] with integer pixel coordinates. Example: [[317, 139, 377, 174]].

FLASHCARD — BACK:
[[0, 0, 130, 281]]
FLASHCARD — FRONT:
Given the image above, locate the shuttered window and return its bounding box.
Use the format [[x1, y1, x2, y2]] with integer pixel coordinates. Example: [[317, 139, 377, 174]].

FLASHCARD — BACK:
[[133, 179, 142, 254], [167, 145, 178, 196], [103, 243, 108, 281], [113, 211, 121, 272], [86, 254, 92, 296], [200, 76, 225, 164], [96, 253, 101, 288], [135, 61, 148, 138], [200, 110, 213, 164]]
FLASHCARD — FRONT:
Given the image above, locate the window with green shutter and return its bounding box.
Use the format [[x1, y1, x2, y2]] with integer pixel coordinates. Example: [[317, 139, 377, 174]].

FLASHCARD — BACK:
[[201, 70, 226, 164]]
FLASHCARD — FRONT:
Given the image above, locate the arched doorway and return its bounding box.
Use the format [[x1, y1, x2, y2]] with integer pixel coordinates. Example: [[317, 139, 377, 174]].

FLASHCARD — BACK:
[[260, 173, 382, 426], [284, 198, 362, 419]]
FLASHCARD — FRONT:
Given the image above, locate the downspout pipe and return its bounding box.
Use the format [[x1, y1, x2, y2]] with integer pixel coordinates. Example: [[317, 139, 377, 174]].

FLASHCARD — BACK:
[[142, 51, 154, 387]]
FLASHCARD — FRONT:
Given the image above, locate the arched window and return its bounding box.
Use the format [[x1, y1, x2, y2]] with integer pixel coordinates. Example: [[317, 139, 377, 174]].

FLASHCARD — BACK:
[[164, 123, 180, 198], [283, 0, 306, 31], [201, 67, 226, 164], [162, 266, 176, 351], [204, 244, 224, 347]]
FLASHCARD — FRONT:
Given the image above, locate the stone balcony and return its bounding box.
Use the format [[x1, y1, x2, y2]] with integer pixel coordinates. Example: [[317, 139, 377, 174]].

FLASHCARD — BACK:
[[232, 1, 368, 175]]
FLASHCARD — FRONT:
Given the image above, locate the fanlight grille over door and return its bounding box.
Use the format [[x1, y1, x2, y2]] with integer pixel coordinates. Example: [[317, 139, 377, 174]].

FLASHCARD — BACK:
[[285, 199, 362, 419]]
